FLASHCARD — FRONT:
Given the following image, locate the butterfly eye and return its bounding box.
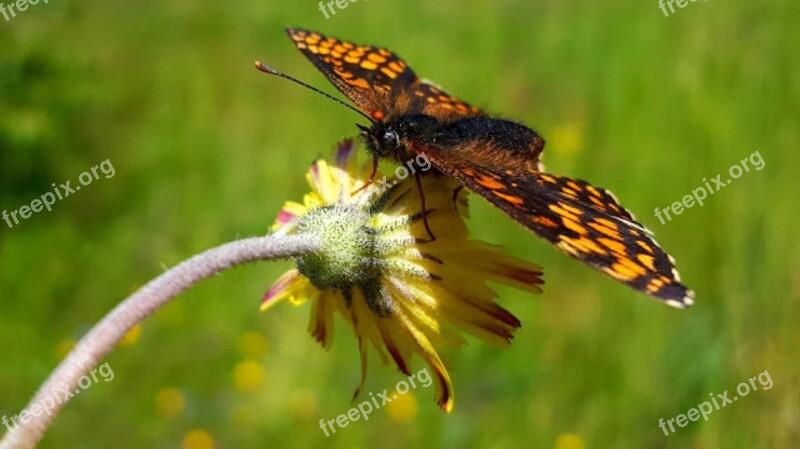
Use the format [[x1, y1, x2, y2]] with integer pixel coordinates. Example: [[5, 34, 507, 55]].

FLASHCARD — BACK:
[[383, 131, 399, 148]]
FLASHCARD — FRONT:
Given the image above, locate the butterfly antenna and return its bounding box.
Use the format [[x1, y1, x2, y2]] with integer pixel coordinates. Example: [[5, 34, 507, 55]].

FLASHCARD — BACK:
[[254, 61, 375, 123]]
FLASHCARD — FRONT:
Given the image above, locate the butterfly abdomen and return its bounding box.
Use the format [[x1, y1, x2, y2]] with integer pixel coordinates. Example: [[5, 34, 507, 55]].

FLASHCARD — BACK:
[[417, 117, 545, 172]]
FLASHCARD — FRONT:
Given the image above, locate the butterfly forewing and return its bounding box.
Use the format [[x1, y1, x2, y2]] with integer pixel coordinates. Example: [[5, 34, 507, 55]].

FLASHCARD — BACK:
[[285, 27, 480, 122]]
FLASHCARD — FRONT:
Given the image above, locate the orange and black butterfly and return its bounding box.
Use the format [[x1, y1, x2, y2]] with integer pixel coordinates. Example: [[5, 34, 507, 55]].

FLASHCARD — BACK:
[[258, 27, 694, 308]]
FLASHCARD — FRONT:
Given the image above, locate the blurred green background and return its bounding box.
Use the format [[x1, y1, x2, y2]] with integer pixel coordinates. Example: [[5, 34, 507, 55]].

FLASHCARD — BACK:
[[1, 0, 798, 447]]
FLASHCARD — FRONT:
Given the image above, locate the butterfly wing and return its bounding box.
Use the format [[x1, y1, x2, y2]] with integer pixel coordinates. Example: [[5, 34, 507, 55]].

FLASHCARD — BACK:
[[410, 137, 694, 308], [286, 27, 480, 121]]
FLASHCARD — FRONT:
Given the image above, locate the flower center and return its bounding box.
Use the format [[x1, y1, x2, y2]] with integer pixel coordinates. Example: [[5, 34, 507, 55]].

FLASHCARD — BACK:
[[294, 205, 379, 289]]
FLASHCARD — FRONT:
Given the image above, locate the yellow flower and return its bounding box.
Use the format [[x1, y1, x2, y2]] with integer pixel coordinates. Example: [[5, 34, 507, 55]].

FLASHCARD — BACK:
[[263, 140, 544, 412]]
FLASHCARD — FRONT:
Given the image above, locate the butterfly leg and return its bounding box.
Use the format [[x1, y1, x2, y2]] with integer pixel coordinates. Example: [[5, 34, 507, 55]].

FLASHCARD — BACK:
[[414, 171, 436, 242], [352, 158, 379, 195], [451, 185, 464, 212]]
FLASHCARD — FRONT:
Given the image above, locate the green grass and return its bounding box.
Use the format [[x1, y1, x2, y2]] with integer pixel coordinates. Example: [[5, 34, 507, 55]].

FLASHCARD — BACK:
[[1, 0, 798, 447]]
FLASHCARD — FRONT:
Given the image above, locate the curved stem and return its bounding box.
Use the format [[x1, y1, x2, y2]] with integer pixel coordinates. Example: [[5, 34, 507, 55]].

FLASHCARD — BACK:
[[0, 233, 318, 449]]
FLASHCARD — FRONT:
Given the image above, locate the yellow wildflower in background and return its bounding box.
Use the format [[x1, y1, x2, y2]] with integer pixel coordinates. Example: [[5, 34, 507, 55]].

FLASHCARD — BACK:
[[233, 360, 265, 393], [155, 387, 186, 418], [182, 429, 214, 449], [549, 121, 585, 155], [262, 140, 544, 412], [118, 323, 142, 347]]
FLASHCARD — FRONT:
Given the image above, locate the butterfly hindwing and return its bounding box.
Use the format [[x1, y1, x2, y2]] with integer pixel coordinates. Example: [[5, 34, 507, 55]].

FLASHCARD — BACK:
[[412, 139, 694, 308], [411, 81, 482, 121]]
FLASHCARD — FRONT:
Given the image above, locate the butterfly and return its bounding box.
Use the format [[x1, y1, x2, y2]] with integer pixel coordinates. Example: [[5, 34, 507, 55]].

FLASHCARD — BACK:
[[264, 27, 695, 308]]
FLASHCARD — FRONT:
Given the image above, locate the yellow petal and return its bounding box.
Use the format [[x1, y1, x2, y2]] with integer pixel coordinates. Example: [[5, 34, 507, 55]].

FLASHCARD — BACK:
[[395, 308, 454, 413], [261, 270, 315, 311]]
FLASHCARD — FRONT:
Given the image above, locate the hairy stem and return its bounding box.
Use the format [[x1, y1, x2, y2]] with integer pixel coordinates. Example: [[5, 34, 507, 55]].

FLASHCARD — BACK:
[[0, 233, 318, 449]]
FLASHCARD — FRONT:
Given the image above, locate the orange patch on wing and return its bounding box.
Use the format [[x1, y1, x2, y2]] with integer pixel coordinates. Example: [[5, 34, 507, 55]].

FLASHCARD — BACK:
[[647, 277, 665, 293], [560, 236, 606, 255], [616, 257, 647, 277], [562, 188, 579, 198], [589, 221, 622, 239], [540, 174, 557, 184], [346, 78, 369, 89], [380, 67, 398, 79], [533, 216, 559, 228], [563, 219, 587, 235], [598, 237, 626, 255], [636, 240, 654, 254], [637, 254, 656, 271], [367, 53, 387, 64], [608, 263, 638, 281], [476, 176, 505, 190], [596, 218, 618, 230], [493, 191, 524, 206], [589, 196, 605, 208], [548, 204, 580, 223], [560, 203, 584, 216]]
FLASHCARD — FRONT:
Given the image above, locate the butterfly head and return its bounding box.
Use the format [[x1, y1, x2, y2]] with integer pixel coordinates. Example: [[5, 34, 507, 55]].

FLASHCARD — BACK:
[[358, 122, 399, 158], [359, 114, 440, 159]]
